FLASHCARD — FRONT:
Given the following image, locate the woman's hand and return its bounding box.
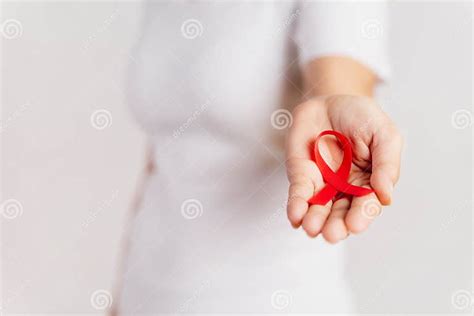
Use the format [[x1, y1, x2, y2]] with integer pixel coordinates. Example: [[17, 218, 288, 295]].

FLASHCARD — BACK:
[[286, 95, 403, 243]]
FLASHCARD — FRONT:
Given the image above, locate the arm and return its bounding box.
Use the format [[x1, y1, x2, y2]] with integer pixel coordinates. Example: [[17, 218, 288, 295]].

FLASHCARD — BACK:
[[285, 56, 403, 243], [303, 56, 377, 97]]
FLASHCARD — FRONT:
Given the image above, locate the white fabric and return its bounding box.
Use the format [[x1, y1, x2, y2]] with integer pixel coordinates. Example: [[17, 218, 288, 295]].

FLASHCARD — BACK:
[[118, 1, 389, 314], [295, 1, 390, 80]]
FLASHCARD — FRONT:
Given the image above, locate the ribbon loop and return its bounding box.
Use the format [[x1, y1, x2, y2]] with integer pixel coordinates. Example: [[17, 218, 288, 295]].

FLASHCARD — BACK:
[[308, 130, 373, 206]]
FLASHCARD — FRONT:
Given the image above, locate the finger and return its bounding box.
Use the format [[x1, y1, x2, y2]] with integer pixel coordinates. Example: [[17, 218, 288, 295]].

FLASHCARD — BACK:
[[321, 198, 350, 244], [345, 193, 382, 234], [286, 157, 320, 228], [287, 172, 314, 228], [285, 100, 329, 230], [302, 202, 332, 237], [370, 128, 403, 205]]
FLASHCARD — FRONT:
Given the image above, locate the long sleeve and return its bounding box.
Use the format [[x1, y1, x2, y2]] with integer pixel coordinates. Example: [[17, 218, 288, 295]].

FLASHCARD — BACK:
[[294, 1, 391, 82]]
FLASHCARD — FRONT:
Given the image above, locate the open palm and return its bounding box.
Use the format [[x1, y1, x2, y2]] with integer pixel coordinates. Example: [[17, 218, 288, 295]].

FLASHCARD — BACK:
[[286, 96, 403, 243]]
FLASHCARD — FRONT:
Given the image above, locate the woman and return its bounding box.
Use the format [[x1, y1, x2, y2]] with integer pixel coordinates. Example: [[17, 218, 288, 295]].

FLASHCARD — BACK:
[[113, 1, 402, 314]]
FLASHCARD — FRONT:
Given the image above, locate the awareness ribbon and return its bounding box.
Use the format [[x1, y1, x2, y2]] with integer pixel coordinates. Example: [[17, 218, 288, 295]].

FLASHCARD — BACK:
[[308, 130, 373, 206]]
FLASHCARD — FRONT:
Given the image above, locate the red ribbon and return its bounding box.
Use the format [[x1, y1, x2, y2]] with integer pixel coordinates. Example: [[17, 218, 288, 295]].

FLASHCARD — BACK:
[[308, 130, 373, 206]]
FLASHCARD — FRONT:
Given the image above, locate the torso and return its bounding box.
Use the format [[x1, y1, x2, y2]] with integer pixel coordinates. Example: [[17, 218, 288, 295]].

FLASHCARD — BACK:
[[117, 2, 355, 313]]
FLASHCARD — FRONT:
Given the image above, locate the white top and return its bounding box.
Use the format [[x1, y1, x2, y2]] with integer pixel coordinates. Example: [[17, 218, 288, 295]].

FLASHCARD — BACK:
[[117, 1, 389, 314]]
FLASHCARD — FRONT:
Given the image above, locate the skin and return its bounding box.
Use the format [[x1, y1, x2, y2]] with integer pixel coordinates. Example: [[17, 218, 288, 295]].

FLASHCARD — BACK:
[[286, 56, 403, 243]]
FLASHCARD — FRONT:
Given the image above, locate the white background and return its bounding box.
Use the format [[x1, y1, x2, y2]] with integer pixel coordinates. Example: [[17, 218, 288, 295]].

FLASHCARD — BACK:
[[1, 1, 472, 314]]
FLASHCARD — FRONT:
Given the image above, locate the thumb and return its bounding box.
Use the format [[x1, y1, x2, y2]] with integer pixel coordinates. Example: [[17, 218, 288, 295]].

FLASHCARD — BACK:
[[370, 128, 403, 205]]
